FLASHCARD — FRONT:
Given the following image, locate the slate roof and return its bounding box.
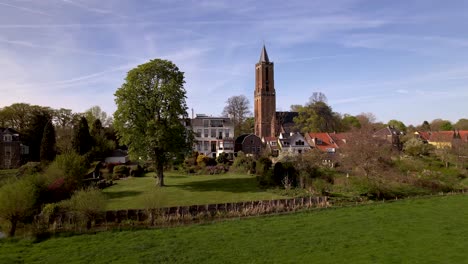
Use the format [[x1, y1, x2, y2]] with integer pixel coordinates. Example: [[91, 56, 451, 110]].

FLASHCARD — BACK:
[[259, 45, 270, 63]]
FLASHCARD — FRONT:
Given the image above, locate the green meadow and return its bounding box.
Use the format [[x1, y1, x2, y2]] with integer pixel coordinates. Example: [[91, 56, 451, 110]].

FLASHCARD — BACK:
[[102, 172, 287, 210], [1, 195, 467, 263]]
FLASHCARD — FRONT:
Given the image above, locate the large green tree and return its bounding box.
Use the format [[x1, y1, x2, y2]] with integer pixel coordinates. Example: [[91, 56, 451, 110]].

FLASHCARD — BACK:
[[293, 94, 341, 133], [388, 119, 407, 132], [114, 59, 193, 187], [72, 117, 93, 155], [40, 120, 56, 162]]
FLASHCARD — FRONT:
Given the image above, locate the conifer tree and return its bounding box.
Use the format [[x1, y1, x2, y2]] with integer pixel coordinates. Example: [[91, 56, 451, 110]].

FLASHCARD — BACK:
[[40, 120, 56, 162]]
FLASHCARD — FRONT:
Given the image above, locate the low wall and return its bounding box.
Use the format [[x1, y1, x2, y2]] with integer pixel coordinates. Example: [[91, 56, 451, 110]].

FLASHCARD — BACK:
[[46, 196, 329, 231]]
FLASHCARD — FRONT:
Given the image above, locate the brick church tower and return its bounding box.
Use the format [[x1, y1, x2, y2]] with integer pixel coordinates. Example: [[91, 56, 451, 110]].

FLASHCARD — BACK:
[[254, 45, 276, 138]]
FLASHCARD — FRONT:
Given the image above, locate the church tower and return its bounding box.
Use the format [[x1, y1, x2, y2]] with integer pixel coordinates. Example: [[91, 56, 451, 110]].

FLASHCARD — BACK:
[[254, 45, 276, 138]]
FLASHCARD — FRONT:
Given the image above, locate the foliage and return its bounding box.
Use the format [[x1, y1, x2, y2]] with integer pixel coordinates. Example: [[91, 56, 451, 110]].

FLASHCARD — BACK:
[[0, 178, 37, 236], [403, 138, 433, 156], [388, 119, 407, 132], [255, 157, 272, 176], [113, 165, 130, 178], [204, 165, 229, 175], [341, 129, 393, 178], [293, 95, 341, 133], [114, 59, 193, 187], [23, 108, 53, 161], [430, 119, 453, 131], [454, 118, 468, 130], [216, 152, 230, 164], [62, 188, 106, 229], [40, 120, 56, 163], [72, 117, 93, 155], [89, 119, 115, 160], [196, 154, 217, 167], [45, 152, 88, 192], [84, 105, 113, 127], [232, 151, 254, 173], [17, 162, 42, 177], [341, 114, 361, 131], [222, 95, 251, 137], [130, 165, 144, 177]]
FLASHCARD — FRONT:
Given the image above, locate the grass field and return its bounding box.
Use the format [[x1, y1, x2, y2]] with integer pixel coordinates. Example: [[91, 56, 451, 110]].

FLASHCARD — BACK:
[[102, 172, 287, 210], [1, 195, 467, 263]]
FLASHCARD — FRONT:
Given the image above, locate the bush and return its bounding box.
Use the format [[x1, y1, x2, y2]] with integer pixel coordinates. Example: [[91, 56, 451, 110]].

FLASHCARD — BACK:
[[232, 152, 254, 173], [216, 153, 230, 164], [62, 188, 106, 230], [130, 165, 144, 177], [256, 157, 272, 176], [17, 162, 42, 177], [113, 165, 130, 178], [45, 152, 88, 192], [205, 164, 229, 175], [0, 178, 37, 237]]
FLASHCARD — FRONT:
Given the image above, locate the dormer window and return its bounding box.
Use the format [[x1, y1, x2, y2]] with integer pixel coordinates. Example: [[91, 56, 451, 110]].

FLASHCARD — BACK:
[[3, 134, 12, 142], [316, 138, 323, 145]]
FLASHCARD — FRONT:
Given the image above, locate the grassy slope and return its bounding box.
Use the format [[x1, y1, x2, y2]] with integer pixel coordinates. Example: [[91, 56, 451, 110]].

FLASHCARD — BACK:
[[103, 172, 287, 210], [1, 195, 467, 264], [0, 169, 17, 187]]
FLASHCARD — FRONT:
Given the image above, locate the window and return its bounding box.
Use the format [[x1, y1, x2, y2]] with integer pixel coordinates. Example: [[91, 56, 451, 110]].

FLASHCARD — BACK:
[[271, 141, 277, 146], [3, 134, 12, 142], [295, 140, 304, 146], [196, 129, 202, 137], [210, 120, 223, 127], [316, 138, 323, 145], [211, 129, 216, 138], [204, 141, 209, 151], [225, 129, 230, 138], [203, 120, 209, 127], [204, 129, 209, 138]]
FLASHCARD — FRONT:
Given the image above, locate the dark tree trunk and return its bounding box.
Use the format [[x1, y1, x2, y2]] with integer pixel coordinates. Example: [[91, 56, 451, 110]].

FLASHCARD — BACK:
[[154, 148, 165, 187], [9, 218, 18, 237]]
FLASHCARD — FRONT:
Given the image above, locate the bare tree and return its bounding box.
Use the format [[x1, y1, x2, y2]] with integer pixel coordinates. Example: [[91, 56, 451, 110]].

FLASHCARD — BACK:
[[222, 95, 251, 137], [341, 128, 393, 179]]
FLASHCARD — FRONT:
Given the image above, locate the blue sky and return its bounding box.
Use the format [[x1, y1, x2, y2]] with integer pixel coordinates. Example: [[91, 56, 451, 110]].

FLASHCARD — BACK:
[[0, 0, 467, 125]]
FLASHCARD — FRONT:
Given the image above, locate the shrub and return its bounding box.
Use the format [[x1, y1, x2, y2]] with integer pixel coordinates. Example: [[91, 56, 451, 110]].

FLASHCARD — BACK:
[[216, 153, 230, 164], [205, 164, 229, 175], [232, 151, 254, 173], [0, 178, 37, 237], [45, 152, 88, 192], [62, 188, 106, 230], [113, 165, 130, 178], [130, 165, 144, 177], [17, 162, 42, 177], [256, 157, 272, 176]]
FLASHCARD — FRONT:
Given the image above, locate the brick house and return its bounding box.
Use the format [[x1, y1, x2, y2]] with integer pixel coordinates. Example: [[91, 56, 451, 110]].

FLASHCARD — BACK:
[[0, 128, 23, 169], [235, 134, 263, 156]]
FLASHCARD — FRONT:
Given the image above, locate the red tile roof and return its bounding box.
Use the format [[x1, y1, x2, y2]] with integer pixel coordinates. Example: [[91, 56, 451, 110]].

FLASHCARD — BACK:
[[307, 132, 339, 152]]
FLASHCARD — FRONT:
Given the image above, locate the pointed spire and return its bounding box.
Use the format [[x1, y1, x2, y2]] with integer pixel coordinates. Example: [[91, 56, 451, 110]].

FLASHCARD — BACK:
[[259, 45, 270, 63]]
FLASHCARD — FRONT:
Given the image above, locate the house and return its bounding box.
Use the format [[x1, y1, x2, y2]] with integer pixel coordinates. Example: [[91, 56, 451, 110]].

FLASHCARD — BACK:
[[0, 128, 23, 169], [105, 149, 129, 164], [415, 130, 468, 149], [189, 114, 235, 158], [262, 136, 279, 156], [373, 126, 404, 149], [305, 132, 340, 154], [235, 134, 263, 156], [278, 132, 310, 154]]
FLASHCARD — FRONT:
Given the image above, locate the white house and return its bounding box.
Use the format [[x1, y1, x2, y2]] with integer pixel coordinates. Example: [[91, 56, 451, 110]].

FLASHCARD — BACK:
[[278, 132, 310, 154], [189, 114, 235, 158]]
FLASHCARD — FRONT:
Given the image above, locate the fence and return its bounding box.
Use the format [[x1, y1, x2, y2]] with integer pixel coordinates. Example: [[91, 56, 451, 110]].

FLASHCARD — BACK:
[[44, 196, 329, 232]]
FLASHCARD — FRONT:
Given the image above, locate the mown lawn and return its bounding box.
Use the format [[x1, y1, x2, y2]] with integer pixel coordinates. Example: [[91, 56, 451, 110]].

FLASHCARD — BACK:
[[102, 172, 287, 210], [1, 195, 467, 263]]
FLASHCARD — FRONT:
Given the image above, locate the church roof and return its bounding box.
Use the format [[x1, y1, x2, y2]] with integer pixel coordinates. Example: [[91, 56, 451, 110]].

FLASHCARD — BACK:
[[259, 45, 270, 63]]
